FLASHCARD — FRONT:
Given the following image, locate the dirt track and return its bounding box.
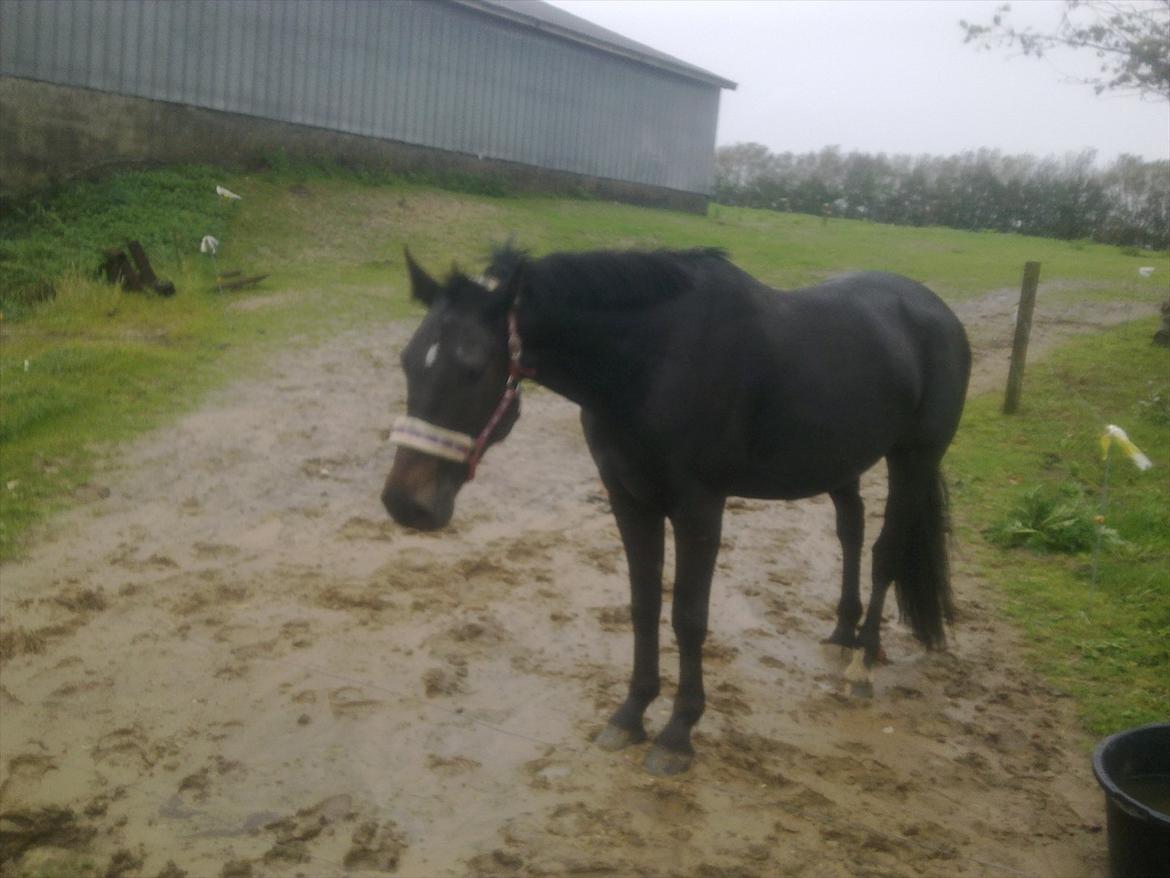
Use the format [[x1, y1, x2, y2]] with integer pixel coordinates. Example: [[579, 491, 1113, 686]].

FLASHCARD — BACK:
[[0, 289, 1156, 876]]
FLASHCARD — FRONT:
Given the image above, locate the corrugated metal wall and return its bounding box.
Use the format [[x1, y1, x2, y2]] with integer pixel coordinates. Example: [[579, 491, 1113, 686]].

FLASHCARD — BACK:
[[0, 0, 721, 194]]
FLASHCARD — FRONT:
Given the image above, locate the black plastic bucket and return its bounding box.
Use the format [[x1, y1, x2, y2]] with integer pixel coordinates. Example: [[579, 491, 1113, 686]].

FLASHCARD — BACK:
[[1092, 722, 1170, 878]]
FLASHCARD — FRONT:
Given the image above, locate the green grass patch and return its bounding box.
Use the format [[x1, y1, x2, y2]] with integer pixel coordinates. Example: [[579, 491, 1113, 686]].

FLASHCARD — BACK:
[[0, 166, 239, 314], [214, 166, 1170, 304], [949, 319, 1170, 735]]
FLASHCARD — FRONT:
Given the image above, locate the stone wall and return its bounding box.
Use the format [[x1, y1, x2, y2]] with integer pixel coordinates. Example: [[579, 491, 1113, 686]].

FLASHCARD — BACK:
[[0, 77, 708, 213]]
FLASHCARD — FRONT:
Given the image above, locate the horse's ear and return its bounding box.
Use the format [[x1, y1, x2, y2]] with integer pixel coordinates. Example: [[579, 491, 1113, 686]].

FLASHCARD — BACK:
[[404, 247, 440, 307]]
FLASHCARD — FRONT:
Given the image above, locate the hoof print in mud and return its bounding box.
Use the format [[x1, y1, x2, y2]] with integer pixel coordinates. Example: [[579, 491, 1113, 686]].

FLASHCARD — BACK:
[[0, 806, 96, 865], [422, 665, 467, 697], [343, 819, 407, 870]]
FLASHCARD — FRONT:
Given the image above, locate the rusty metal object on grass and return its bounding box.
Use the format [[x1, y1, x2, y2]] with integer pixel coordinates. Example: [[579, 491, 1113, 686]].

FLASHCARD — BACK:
[[214, 274, 269, 291], [1154, 299, 1170, 348], [98, 241, 175, 296], [100, 248, 143, 290], [126, 240, 158, 287]]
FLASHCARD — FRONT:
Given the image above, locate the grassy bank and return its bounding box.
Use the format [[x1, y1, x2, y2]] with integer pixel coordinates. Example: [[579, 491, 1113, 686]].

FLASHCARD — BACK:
[[214, 166, 1170, 303], [0, 166, 429, 559], [949, 320, 1169, 735]]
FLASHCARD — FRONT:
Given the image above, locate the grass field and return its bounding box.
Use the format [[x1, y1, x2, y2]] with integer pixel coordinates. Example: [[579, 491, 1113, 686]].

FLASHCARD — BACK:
[[948, 320, 1169, 734], [1, 164, 1167, 735]]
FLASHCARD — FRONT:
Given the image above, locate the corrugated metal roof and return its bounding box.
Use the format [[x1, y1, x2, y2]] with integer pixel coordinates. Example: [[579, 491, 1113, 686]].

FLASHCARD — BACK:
[[454, 0, 737, 90]]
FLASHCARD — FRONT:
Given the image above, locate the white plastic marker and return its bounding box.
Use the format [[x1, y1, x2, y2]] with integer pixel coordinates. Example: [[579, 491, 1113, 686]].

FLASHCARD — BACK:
[[216, 185, 242, 201], [201, 235, 221, 291], [1093, 424, 1152, 585], [1100, 424, 1152, 471]]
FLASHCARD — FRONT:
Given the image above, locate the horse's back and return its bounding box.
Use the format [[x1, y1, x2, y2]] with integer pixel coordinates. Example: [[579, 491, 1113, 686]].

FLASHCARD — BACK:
[[809, 271, 973, 449], [685, 270, 970, 496], [781, 271, 968, 378], [787, 271, 964, 338], [779, 270, 970, 438]]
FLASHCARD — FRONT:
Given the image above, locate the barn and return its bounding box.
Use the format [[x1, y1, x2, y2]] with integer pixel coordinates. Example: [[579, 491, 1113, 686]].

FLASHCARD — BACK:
[[0, 0, 736, 210]]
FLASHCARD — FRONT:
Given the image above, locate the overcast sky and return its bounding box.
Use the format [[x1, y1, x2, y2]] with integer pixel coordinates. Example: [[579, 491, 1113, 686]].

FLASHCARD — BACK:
[[547, 0, 1170, 164]]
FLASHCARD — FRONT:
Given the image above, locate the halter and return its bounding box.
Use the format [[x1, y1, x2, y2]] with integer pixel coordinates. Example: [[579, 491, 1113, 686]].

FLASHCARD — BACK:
[[389, 311, 533, 481]]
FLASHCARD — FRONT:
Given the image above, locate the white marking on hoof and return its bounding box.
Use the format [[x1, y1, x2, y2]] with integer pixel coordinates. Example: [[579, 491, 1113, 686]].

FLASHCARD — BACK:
[[843, 649, 873, 686]]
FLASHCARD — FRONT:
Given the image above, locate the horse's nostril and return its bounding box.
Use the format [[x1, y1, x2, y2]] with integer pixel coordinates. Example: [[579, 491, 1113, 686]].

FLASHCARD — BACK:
[[383, 488, 441, 531]]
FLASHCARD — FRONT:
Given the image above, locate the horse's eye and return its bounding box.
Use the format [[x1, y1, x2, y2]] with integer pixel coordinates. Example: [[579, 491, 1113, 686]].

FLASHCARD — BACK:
[[453, 342, 487, 373]]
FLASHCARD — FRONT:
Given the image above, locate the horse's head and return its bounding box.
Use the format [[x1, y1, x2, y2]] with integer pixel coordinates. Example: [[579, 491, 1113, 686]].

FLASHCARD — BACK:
[[381, 249, 522, 530]]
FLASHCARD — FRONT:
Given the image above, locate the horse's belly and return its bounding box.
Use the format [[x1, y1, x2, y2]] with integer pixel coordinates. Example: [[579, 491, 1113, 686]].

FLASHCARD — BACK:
[[714, 422, 894, 500], [722, 455, 883, 501]]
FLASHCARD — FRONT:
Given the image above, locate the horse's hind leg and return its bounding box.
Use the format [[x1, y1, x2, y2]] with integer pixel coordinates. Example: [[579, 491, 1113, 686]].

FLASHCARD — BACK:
[[823, 480, 864, 653], [845, 526, 895, 698], [849, 450, 953, 697], [595, 486, 665, 752], [844, 458, 910, 697]]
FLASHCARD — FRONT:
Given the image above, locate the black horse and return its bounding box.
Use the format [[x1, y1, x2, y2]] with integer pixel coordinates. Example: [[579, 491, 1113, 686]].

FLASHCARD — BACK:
[[382, 245, 971, 775]]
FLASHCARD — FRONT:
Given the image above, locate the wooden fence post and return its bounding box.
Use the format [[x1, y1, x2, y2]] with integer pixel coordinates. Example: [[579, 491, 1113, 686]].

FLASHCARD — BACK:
[[1003, 261, 1041, 415]]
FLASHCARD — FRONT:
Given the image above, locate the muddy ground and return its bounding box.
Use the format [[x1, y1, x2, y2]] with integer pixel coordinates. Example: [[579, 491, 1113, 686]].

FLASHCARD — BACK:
[[0, 289, 1157, 877]]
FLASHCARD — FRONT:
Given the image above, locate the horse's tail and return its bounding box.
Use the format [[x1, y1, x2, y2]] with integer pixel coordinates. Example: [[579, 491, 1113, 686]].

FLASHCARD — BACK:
[[887, 458, 955, 649]]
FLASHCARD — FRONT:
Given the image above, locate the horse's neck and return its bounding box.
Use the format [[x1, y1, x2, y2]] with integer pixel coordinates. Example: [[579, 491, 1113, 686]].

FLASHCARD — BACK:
[[521, 302, 661, 415]]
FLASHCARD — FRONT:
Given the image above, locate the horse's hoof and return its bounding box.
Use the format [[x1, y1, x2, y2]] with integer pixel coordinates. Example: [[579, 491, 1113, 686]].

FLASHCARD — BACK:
[[595, 723, 645, 752], [643, 746, 693, 776], [843, 648, 875, 699], [849, 680, 875, 699]]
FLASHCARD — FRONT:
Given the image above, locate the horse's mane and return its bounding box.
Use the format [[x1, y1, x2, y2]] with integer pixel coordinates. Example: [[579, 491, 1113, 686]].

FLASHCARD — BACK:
[[486, 244, 731, 311]]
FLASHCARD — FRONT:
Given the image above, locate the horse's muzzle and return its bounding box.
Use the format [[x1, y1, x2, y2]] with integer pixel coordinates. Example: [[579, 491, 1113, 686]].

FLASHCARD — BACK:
[[382, 488, 448, 531], [382, 449, 458, 531]]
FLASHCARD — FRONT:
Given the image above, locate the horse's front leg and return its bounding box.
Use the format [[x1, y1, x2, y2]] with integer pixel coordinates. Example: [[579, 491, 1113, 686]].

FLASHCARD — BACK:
[[595, 486, 665, 752], [643, 498, 725, 776]]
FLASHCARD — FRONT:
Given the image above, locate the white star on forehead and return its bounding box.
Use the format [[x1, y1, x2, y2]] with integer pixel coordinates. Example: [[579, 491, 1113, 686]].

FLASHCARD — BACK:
[[425, 343, 440, 368]]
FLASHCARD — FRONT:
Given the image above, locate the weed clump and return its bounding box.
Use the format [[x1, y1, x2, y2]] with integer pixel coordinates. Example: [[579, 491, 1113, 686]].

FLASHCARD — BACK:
[[986, 485, 1118, 554]]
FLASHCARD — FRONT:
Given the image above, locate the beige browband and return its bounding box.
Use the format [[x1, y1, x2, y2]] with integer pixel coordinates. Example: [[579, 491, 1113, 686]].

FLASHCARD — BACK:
[[389, 416, 475, 463]]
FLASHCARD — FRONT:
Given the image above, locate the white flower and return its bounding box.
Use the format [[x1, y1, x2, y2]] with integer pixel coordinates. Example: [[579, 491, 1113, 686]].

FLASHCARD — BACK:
[[200, 235, 219, 255]]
